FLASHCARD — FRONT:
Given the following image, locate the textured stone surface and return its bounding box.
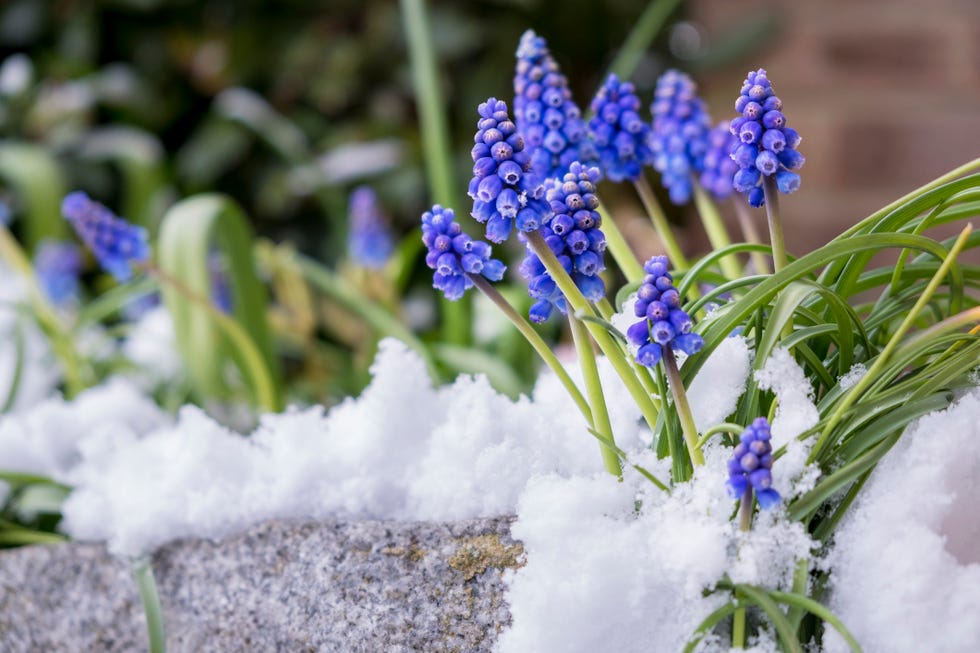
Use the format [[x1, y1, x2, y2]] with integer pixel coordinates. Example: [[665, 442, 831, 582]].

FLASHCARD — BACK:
[[0, 517, 520, 652]]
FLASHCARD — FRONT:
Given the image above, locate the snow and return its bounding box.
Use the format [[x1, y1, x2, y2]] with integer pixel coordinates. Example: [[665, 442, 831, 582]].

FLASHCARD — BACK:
[[2, 332, 978, 652], [121, 305, 183, 388], [754, 348, 821, 498], [823, 388, 980, 653], [688, 335, 752, 431]]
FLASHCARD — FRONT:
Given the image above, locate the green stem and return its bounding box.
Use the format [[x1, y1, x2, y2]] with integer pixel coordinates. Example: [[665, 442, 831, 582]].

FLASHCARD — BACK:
[[399, 0, 467, 347], [762, 176, 788, 273], [607, 0, 685, 80], [733, 490, 754, 648], [292, 253, 441, 383], [733, 198, 770, 274], [697, 422, 746, 449], [692, 182, 741, 281], [132, 557, 166, 653], [525, 231, 661, 435], [569, 313, 622, 477], [148, 265, 282, 412], [732, 603, 747, 649], [810, 224, 973, 463], [0, 225, 89, 396], [597, 199, 645, 282], [634, 176, 689, 270], [468, 273, 592, 425], [662, 345, 704, 467]]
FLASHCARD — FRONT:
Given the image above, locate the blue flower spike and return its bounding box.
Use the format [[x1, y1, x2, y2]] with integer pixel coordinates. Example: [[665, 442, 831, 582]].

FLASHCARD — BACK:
[[34, 239, 83, 308], [730, 69, 805, 208], [587, 74, 654, 183], [347, 186, 393, 269], [422, 205, 506, 301], [699, 120, 740, 201], [519, 162, 608, 323], [469, 97, 551, 243], [726, 417, 781, 509], [649, 70, 712, 205], [513, 30, 597, 181], [61, 191, 150, 282], [625, 255, 704, 364]]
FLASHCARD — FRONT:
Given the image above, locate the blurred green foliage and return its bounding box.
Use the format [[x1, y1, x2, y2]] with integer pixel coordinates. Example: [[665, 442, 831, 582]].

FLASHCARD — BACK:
[[0, 0, 692, 256]]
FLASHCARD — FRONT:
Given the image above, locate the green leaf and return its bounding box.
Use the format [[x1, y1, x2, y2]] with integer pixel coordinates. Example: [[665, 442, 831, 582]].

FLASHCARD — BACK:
[[769, 590, 863, 652], [0, 142, 68, 250], [157, 194, 283, 411], [735, 585, 804, 653]]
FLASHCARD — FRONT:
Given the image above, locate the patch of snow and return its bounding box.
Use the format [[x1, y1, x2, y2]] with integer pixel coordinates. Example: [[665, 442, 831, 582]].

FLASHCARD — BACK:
[[60, 339, 619, 554], [688, 335, 752, 431], [755, 349, 821, 498], [824, 388, 980, 653], [0, 379, 169, 502], [498, 444, 811, 653], [837, 363, 866, 390], [122, 305, 182, 388]]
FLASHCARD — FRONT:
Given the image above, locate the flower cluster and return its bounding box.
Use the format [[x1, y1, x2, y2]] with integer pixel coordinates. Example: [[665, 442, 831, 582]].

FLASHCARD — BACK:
[[520, 163, 607, 323], [513, 30, 597, 181], [347, 186, 393, 268], [649, 69, 712, 205], [699, 121, 739, 201], [726, 417, 781, 509], [625, 256, 703, 367], [422, 205, 505, 301], [469, 97, 550, 243], [730, 69, 805, 208], [61, 191, 150, 282], [587, 74, 654, 183], [34, 240, 83, 308]]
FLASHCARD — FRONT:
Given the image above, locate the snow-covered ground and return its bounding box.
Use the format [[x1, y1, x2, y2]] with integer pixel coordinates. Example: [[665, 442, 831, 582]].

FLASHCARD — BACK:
[[1, 335, 978, 652]]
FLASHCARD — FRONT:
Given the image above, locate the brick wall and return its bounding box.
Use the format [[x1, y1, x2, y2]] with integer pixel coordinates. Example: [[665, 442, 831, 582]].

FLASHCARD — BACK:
[[671, 0, 980, 257]]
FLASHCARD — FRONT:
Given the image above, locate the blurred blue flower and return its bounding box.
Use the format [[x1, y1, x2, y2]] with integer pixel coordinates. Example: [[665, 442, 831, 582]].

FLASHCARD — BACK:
[[699, 120, 740, 201], [649, 70, 712, 205], [61, 191, 150, 282], [34, 239, 83, 308], [587, 74, 654, 183], [347, 186, 393, 269]]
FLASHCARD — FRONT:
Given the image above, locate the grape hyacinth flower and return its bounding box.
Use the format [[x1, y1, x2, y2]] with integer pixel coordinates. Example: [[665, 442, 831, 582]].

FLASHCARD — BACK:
[[422, 205, 505, 301], [347, 186, 393, 268], [649, 69, 712, 205], [513, 30, 597, 181], [587, 74, 654, 183], [468, 97, 551, 243], [519, 162, 608, 323], [61, 191, 150, 282], [625, 255, 704, 367], [34, 240, 83, 308], [699, 120, 739, 201], [726, 417, 781, 509], [730, 68, 805, 208]]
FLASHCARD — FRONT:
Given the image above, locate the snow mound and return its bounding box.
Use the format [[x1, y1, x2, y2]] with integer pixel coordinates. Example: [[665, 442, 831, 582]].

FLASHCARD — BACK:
[[498, 445, 812, 653], [688, 335, 752, 431], [61, 339, 613, 555], [824, 388, 980, 653]]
